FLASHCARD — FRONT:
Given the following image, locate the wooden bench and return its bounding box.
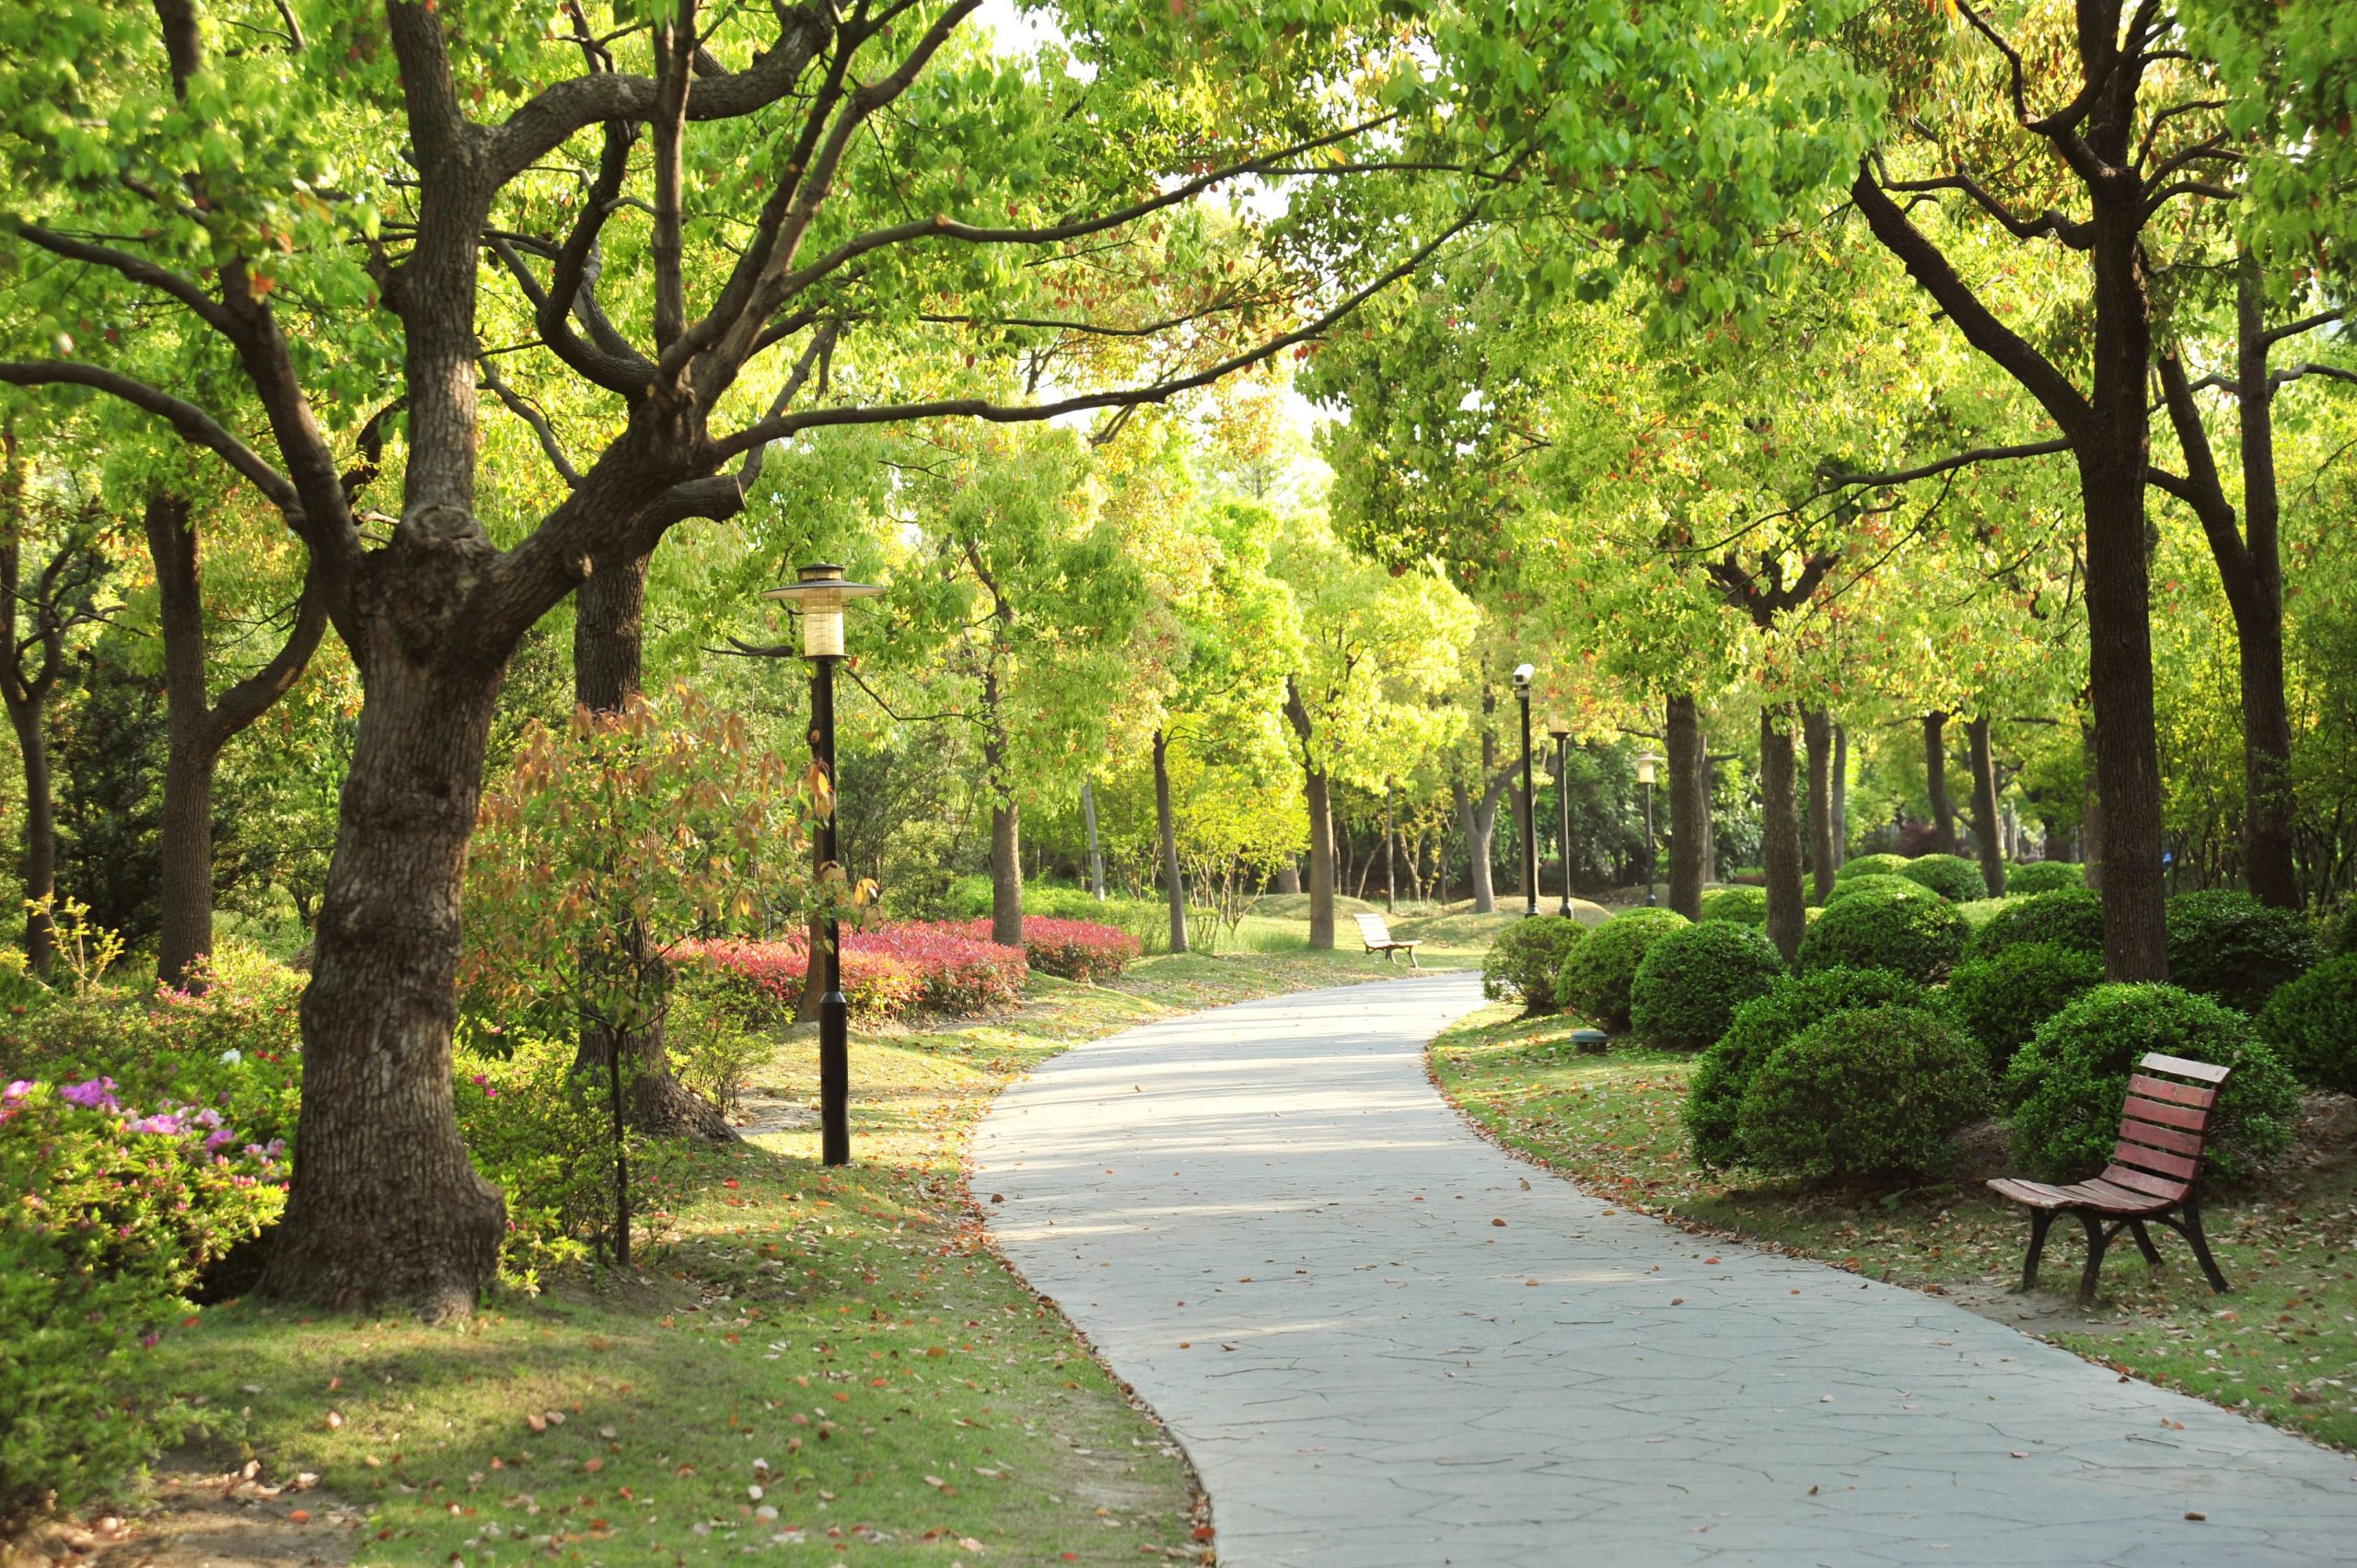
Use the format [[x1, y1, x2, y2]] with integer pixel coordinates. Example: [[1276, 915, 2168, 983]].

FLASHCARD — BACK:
[[1352, 912, 1420, 968], [1987, 1051, 2233, 1305]]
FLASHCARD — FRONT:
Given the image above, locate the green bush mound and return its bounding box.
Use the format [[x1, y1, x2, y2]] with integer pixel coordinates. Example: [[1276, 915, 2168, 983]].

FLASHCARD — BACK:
[[1629, 921, 1783, 1047], [1900, 854, 1989, 902], [1795, 886, 1968, 982], [1838, 854, 1910, 883], [2005, 861, 2084, 895], [1944, 942, 2105, 1070], [2003, 984, 2303, 1182], [1700, 885, 1769, 926], [1555, 907, 1688, 1029], [1968, 888, 2104, 959], [1686, 966, 1934, 1168], [1736, 1005, 1993, 1180], [2165, 889, 2319, 1013], [1823, 873, 1937, 906], [2254, 953, 2357, 1098], [1480, 915, 1588, 1014]]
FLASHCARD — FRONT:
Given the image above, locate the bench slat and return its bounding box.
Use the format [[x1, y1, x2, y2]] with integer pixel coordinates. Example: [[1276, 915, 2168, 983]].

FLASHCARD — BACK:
[[2094, 1165, 2188, 1202], [2112, 1140, 2200, 1181], [2119, 1119, 2204, 1157], [2126, 1074, 2217, 1110], [2122, 1094, 2208, 1132], [2142, 1051, 2232, 1085]]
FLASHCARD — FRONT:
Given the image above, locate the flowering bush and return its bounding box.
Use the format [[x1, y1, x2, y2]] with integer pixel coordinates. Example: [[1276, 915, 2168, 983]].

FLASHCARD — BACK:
[[682, 938, 926, 1024], [965, 917, 1141, 982], [684, 922, 1027, 1021]]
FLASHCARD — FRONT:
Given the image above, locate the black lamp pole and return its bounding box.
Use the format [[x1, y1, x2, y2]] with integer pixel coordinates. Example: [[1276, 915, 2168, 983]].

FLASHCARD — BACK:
[[809, 654, 850, 1167], [1643, 776, 1658, 907], [1515, 667, 1537, 918], [1555, 731, 1574, 918]]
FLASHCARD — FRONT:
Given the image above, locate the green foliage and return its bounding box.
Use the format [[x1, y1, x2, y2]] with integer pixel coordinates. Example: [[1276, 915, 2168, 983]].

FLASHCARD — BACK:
[[663, 981, 769, 1119], [2165, 889, 2320, 1013], [1686, 967, 1934, 1168], [1629, 921, 1783, 1046], [1943, 943, 2105, 1070], [1838, 854, 1911, 882], [1898, 854, 1988, 902], [2003, 986, 2303, 1183], [1967, 889, 2106, 959], [1699, 885, 1768, 925], [1554, 908, 1688, 1029], [2004, 862, 2085, 895], [1823, 873, 1937, 905], [2253, 954, 2357, 1097], [1795, 886, 1968, 982], [1736, 1005, 1993, 1181], [1480, 915, 1587, 1014]]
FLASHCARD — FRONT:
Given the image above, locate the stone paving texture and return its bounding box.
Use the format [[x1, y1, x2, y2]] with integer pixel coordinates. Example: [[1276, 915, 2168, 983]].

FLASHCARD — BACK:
[[973, 971, 2357, 1566]]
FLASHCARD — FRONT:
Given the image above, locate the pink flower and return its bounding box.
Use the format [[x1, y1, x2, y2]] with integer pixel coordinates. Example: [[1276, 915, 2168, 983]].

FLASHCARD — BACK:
[[61, 1077, 120, 1111]]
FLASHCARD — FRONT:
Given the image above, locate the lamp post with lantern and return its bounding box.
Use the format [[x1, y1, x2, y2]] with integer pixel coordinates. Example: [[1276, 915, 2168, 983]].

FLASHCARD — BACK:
[[1513, 664, 1538, 917], [1635, 750, 1663, 907], [1549, 714, 1575, 918], [760, 563, 885, 1167]]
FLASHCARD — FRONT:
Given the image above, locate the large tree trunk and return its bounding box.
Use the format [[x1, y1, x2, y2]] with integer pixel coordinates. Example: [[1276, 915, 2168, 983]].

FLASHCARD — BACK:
[[1923, 712, 1956, 854], [1803, 706, 1834, 904], [1831, 722, 1848, 867], [2081, 724, 2105, 891], [1966, 714, 2005, 898], [2081, 442, 2167, 977], [262, 658, 508, 1320], [1666, 694, 1705, 918], [1759, 705, 1805, 961], [982, 660, 1024, 948], [1154, 730, 1187, 954], [1284, 678, 1335, 948]]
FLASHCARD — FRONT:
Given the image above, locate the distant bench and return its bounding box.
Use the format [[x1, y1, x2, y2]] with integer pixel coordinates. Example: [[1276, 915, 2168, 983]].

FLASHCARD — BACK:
[[1353, 912, 1420, 968]]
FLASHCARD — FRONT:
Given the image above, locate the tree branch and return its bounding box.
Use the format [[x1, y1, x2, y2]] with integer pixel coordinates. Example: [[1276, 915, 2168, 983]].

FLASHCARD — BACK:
[[0, 360, 300, 516], [2, 220, 236, 333]]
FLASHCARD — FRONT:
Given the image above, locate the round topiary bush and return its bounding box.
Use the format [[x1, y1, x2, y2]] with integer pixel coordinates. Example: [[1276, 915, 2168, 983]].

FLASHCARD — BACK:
[[1899, 854, 1988, 901], [1825, 873, 1940, 907], [1736, 1005, 1993, 1180], [1795, 886, 1969, 982], [1629, 921, 1784, 1047], [1943, 942, 2105, 1070], [2253, 952, 2357, 1097], [1685, 966, 1935, 1168], [2005, 861, 2084, 895], [1966, 888, 2105, 959], [1838, 854, 1910, 883], [2165, 889, 2319, 1013], [1699, 885, 1769, 926], [2003, 984, 2303, 1182], [1479, 915, 1587, 1014], [1554, 907, 1689, 1029]]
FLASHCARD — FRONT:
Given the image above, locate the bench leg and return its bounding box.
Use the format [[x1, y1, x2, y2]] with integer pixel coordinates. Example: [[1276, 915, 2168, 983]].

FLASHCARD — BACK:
[[2128, 1219, 2165, 1270], [2018, 1208, 2055, 1293], [2075, 1212, 2112, 1306], [1408, 948, 1419, 970], [2179, 1200, 2230, 1295]]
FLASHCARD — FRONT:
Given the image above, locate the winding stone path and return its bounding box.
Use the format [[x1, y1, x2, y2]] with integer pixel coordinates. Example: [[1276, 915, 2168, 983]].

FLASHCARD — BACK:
[[974, 971, 2357, 1566]]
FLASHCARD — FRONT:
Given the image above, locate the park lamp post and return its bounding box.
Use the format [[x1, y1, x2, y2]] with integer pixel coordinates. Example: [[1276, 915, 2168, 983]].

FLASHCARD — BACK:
[[1549, 713, 1574, 919], [760, 563, 884, 1167], [1513, 664, 1538, 917], [1635, 749, 1663, 907]]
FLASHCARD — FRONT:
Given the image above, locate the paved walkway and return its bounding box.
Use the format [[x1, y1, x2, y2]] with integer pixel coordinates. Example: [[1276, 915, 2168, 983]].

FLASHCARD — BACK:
[[973, 972, 2357, 1566]]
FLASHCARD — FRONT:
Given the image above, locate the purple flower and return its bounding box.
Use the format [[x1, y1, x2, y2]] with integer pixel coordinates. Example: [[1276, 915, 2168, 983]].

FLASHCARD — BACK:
[[4, 1080, 30, 1103], [127, 1113, 184, 1136], [197, 1108, 224, 1130], [205, 1128, 236, 1152], [61, 1077, 120, 1111]]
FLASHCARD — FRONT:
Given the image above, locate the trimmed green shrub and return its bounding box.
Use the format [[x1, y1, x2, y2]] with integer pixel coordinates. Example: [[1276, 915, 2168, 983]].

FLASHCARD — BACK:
[[1630, 921, 1784, 1047], [2003, 984, 2302, 1182], [1943, 943, 2105, 1069], [1480, 915, 1588, 1014], [1900, 854, 1989, 901], [1967, 888, 2104, 959], [2005, 861, 2084, 895], [1555, 907, 1688, 1029], [2253, 953, 2357, 1097], [1838, 854, 1910, 883], [2165, 889, 2319, 1013], [1795, 886, 1968, 982], [1823, 873, 1938, 906], [1736, 1005, 1993, 1180], [1685, 966, 1934, 1167], [1700, 885, 1769, 926]]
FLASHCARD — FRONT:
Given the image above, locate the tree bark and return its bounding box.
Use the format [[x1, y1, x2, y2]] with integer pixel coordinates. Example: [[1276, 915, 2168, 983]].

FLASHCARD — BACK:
[[1285, 677, 1335, 949], [1803, 706, 1834, 904], [1831, 722, 1848, 867], [1966, 714, 2005, 898], [1154, 730, 1187, 954], [1082, 781, 1106, 900], [1274, 861, 1301, 896], [1666, 694, 1705, 918], [981, 656, 1023, 949], [6, 697, 56, 978], [2081, 724, 2105, 892], [1759, 705, 1805, 961], [1923, 712, 1956, 854]]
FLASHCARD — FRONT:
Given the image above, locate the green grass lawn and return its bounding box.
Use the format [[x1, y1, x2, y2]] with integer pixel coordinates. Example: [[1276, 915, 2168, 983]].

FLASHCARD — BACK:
[[139, 947, 1428, 1566], [1431, 1004, 2357, 1455]]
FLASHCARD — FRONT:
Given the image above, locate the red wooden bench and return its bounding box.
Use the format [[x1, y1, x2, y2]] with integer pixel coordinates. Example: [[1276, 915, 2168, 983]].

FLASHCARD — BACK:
[[1987, 1051, 2233, 1305]]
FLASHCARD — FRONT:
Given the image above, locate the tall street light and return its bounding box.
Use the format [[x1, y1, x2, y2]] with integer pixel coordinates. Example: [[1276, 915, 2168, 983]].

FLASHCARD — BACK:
[[1635, 749, 1663, 907], [1549, 713, 1574, 918], [1513, 664, 1537, 917], [761, 563, 884, 1167]]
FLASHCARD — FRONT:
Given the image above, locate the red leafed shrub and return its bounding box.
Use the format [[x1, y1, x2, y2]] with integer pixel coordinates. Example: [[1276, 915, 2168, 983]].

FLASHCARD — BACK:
[[955, 917, 1141, 981], [685, 923, 1026, 1021], [683, 938, 923, 1024]]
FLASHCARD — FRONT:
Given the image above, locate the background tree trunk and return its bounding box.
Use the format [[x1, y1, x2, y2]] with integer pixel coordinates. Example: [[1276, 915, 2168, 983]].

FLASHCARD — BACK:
[[1082, 781, 1106, 900], [1803, 706, 1834, 904], [1154, 730, 1187, 954], [1967, 714, 2005, 897], [1274, 861, 1301, 895], [1666, 694, 1705, 918], [1760, 705, 1805, 961], [1831, 722, 1848, 867], [8, 704, 56, 978], [1285, 679, 1335, 948], [1923, 712, 1956, 854]]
